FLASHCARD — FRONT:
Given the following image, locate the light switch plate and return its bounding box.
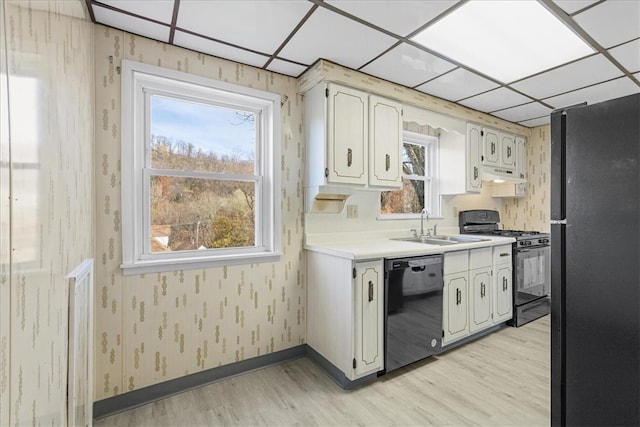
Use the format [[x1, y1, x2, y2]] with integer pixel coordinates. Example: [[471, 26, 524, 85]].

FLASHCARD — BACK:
[[347, 204, 358, 218]]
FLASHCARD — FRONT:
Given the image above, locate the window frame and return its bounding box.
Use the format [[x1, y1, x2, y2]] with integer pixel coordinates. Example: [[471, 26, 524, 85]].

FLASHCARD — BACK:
[[379, 130, 440, 219], [121, 60, 281, 275]]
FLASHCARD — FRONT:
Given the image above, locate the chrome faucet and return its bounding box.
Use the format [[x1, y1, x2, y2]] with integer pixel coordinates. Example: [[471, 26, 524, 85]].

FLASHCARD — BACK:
[[420, 208, 429, 237]]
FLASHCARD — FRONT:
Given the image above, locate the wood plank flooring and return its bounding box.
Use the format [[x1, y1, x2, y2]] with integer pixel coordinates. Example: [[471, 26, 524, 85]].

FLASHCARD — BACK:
[[95, 316, 550, 426]]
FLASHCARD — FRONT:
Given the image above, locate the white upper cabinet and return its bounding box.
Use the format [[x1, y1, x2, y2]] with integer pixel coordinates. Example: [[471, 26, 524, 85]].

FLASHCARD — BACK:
[[490, 135, 527, 198], [368, 95, 403, 188], [466, 124, 483, 192], [515, 136, 527, 180], [482, 127, 516, 173], [327, 84, 368, 185], [304, 82, 403, 193], [439, 123, 481, 195], [500, 132, 516, 171], [482, 128, 500, 167]]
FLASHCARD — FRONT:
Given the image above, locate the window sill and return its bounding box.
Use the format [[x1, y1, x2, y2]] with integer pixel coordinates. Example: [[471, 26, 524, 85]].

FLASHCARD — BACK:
[[121, 251, 281, 276]]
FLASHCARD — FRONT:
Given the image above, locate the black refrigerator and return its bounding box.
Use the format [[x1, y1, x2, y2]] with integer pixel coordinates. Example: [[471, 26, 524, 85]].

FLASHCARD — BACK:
[[551, 93, 640, 426]]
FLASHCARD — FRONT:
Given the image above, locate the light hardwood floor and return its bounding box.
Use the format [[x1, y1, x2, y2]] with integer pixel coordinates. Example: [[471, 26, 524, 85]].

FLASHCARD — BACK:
[[96, 316, 550, 426]]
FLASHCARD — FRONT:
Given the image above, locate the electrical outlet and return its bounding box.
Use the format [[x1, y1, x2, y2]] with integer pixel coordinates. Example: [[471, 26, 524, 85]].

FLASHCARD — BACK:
[[347, 204, 358, 219]]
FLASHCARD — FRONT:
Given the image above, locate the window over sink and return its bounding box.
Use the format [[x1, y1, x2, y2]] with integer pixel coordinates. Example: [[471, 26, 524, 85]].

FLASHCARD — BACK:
[[380, 131, 440, 218]]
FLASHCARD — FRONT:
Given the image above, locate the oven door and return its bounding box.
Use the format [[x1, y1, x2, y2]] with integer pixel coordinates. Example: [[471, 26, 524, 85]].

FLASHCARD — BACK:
[[515, 245, 551, 305]]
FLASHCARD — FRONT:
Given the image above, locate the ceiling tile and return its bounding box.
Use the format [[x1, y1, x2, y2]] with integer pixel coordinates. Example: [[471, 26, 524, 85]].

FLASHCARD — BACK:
[[551, 0, 599, 15], [608, 39, 640, 74], [173, 31, 270, 68], [359, 43, 455, 88], [492, 102, 553, 123], [266, 59, 308, 77], [277, 7, 398, 70], [458, 87, 531, 113], [511, 54, 622, 99], [416, 68, 499, 102], [177, 1, 313, 54], [543, 76, 640, 108], [325, 0, 458, 37], [573, 0, 640, 48], [93, 5, 170, 42], [519, 116, 551, 128], [94, 0, 175, 23]]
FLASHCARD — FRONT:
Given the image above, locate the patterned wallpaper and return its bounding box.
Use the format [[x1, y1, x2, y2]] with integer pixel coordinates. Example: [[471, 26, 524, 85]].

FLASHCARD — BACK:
[[0, 1, 94, 425], [502, 126, 551, 232], [93, 26, 306, 401]]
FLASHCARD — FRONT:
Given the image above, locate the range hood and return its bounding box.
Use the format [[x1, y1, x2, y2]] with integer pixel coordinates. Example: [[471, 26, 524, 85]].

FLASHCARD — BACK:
[[482, 167, 526, 184], [304, 185, 353, 213]]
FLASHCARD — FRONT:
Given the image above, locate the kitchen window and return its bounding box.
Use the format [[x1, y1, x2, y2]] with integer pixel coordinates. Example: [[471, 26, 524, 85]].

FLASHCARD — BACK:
[[380, 131, 439, 218], [120, 60, 281, 275]]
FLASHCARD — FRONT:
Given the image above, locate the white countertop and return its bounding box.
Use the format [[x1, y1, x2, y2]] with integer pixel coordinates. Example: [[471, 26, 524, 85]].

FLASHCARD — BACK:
[[304, 230, 515, 260]]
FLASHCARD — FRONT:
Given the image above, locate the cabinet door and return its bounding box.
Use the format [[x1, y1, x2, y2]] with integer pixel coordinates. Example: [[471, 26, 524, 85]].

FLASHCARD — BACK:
[[443, 272, 468, 345], [369, 95, 402, 188], [516, 136, 527, 180], [482, 128, 499, 166], [327, 84, 368, 185], [494, 265, 513, 323], [466, 124, 482, 193], [353, 260, 384, 377], [469, 268, 492, 332], [500, 133, 516, 170]]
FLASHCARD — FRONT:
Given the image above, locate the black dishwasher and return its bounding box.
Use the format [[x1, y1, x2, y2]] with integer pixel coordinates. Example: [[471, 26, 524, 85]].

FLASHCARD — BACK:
[[384, 254, 444, 372]]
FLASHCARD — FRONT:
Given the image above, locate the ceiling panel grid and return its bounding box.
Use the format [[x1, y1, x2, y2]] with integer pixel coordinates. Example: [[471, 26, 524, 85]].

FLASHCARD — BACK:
[[88, 0, 640, 127]]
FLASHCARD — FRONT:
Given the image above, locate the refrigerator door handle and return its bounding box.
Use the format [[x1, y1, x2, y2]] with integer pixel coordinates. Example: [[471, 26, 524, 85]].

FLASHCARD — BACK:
[[550, 219, 567, 225]]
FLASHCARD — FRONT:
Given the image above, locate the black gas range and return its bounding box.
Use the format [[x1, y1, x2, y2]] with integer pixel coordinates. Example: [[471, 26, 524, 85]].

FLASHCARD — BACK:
[[459, 210, 551, 327]]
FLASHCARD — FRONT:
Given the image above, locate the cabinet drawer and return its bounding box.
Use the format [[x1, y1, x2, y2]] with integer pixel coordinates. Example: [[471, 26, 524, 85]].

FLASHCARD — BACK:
[[444, 250, 469, 274], [469, 247, 492, 269], [493, 245, 513, 264]]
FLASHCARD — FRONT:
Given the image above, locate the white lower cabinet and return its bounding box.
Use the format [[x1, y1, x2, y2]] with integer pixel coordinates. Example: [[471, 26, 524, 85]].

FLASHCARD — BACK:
[[443, 251, 469, 345], [443, 245, 514, 347], [469, 247, 493, 333], [307, 251, 383, 381], [493, 245, 513, 324]]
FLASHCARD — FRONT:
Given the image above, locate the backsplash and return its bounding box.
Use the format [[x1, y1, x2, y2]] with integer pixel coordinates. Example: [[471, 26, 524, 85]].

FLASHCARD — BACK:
[[93, 26, 306, 400], [0, 1, 94, 425]]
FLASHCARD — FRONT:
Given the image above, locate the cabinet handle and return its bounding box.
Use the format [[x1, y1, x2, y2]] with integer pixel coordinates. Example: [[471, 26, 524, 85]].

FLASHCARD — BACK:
[[347, 148, 353, 167], [502, 277, 508, 292], [507, 146, 512, 158], [481, 283, 485, 298], [385, 154, 390, 171], [456, 288, 461, 305], [368, 281, 374, 302], [500, 253, 510, 257], [473, 166, 478, 180], [491, 142, 496, 155]]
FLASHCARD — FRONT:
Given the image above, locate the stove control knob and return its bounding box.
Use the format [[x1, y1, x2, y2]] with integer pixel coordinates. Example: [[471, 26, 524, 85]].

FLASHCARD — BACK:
[[526, 240, 532, 246]]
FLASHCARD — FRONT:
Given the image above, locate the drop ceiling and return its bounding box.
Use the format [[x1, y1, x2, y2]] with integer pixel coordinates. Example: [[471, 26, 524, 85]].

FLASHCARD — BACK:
[[87, 0, 640, 128]]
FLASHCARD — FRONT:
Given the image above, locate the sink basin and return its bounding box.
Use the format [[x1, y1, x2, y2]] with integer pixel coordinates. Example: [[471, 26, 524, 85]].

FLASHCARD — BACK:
[[391, 236, 458, 246], [433, 235, 490, 243], [391, 235, 490, 245]]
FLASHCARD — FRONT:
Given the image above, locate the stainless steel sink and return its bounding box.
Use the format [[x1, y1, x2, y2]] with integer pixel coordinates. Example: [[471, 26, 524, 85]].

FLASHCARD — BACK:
[[391, 236, 459, 246], [433, 235, 490, 243], [391, 235, 490, 245]]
